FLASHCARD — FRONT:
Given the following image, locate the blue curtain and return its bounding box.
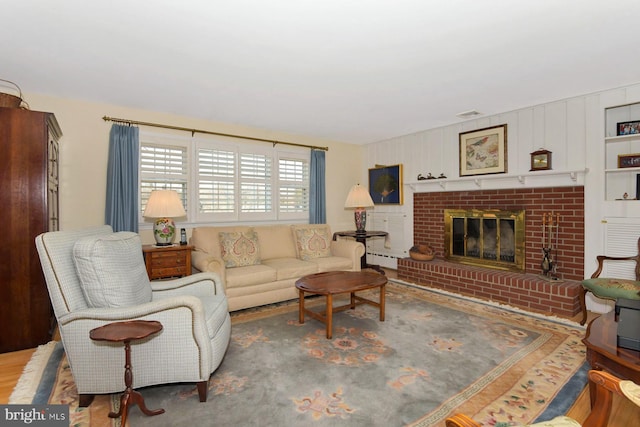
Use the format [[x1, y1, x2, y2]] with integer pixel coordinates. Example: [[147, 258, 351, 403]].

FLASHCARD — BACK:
[[309, 149, 326, 224], [105, 124, 139, 232]]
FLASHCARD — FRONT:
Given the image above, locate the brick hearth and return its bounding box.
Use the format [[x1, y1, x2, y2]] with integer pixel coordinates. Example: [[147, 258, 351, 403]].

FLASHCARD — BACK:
[[398, 186, 585, 317], [398, 258, 581, 317]]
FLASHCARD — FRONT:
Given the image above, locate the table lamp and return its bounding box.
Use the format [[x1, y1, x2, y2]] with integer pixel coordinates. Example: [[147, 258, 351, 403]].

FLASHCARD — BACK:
[[143, 190, 187, 246], [344, 183, 375, 234]]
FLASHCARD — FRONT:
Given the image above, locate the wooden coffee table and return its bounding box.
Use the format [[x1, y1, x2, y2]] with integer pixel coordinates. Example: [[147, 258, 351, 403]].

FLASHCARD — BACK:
[[582, 309, 640, 406], [295, 270, 387, 339]]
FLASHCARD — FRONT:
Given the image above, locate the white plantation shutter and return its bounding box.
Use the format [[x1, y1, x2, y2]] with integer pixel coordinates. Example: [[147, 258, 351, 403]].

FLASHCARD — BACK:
[[279, 157, 309, 214], [197, 148, 235, 213], [240, 153, 272, 213], [139, 144, 188, 214]]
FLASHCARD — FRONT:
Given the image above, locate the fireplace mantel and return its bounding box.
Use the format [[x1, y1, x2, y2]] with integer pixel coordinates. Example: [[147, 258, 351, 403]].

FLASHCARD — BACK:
[[406, 169, 588, 193]]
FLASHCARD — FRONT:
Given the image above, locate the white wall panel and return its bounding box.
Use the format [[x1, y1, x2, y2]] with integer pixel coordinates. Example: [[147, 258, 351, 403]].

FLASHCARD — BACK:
[[367, 212, 409, 269], [566, 98, 586, 170], [544, 101, 567, 173], [532, 105, 546, 149]]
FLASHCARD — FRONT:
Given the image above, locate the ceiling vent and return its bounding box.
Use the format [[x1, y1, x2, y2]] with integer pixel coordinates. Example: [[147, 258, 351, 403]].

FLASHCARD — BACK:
[[456, 110, 483, 119]]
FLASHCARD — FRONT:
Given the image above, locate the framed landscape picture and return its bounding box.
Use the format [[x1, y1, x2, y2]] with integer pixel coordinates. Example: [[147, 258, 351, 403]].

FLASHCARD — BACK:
[[459, 124, 508, 177], [368, 164, 403, 205]]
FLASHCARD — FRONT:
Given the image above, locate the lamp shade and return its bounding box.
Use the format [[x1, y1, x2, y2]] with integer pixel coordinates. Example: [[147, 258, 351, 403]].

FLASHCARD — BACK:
[[143, 190, 186, 218], [143, 190, 186, 246], [344, 184, 374, 208]]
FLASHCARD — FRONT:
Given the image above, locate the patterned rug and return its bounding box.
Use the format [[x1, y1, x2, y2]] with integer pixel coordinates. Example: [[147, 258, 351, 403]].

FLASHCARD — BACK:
[[10, 280, 587, 426]]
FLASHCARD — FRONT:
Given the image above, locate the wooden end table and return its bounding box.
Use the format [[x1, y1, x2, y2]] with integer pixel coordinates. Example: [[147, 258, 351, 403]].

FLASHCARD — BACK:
[[90, 320, 165, 425], [332, 230, 388, 274], [295, 271, 387, 339], [582, 310, 640, 406], [142, 244, 193, 280]]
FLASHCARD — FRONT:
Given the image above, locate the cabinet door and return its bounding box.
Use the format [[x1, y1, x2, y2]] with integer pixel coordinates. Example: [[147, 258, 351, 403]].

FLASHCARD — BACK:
[[0, 108, 61, 352], [48, 137, 60, 231]]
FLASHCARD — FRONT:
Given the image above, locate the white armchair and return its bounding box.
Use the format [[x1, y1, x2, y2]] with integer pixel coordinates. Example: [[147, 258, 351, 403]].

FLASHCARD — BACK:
[[35, 225, 231, 406]]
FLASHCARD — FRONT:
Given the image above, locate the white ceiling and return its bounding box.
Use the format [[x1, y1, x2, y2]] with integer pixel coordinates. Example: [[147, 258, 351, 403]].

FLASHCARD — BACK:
[[2, 0, 639, 144]]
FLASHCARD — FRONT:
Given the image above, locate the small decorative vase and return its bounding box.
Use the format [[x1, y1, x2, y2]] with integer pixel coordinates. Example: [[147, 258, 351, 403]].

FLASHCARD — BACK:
[[153, 218, 176, 246]]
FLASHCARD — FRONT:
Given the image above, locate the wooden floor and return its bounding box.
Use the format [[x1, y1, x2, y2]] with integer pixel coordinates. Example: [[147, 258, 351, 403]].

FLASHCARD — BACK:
[[1, 271, 638, 425]]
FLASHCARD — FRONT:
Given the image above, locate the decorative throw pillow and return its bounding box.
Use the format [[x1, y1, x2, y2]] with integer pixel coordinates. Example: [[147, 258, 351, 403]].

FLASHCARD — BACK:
[[73, 232, 152, 308], [219, 229, 261, 268], [295, 227, 332, 260]]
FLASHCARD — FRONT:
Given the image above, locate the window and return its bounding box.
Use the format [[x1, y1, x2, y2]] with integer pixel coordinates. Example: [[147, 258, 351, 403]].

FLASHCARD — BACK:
[[139, 140, 188, 215], [278, 157, 309, 214], [197, 148, 235, 214], [139, 132, 309, 224], [239, 153, 272, 213]]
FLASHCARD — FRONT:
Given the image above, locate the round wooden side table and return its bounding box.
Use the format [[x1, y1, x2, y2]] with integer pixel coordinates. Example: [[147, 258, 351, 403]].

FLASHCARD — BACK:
[[90, 320, 165, 425]]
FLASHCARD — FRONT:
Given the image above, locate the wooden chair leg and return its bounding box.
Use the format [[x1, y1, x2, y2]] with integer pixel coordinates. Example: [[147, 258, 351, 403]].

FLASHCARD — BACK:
[[582, 370, 621, 427], [580, 286, 589, 325], [197, 381, 208, 402], [78, 394, 95, 407]]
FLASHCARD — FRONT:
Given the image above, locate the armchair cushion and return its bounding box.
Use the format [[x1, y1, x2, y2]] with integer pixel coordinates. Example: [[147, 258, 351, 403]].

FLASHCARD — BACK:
[[219, 229, 261, 268], [202, 294, 230, 338], [621, 378, 640, 406], [293, 225, 332, 260], [73, 232, 152, 308], [527, 416, 581, 426], [581, 277, 640, 301]]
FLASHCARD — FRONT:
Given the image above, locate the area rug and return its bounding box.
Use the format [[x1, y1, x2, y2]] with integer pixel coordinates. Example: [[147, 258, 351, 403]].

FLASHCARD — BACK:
[[11, 280, 587, 426]]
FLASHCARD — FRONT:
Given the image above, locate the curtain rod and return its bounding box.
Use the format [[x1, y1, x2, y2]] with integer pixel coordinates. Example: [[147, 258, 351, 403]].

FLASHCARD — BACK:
[[102, 116, 329, 151]]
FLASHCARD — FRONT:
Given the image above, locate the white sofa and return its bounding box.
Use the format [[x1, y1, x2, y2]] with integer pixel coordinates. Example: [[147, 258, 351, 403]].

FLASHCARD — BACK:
[[191, 224, 365, 311]]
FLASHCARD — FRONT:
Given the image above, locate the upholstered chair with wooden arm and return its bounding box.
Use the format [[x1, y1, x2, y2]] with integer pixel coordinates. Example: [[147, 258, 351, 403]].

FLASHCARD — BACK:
[[579, 237, 640, 325], [445, 370, 640, 427], [35, 225, 231, 406]]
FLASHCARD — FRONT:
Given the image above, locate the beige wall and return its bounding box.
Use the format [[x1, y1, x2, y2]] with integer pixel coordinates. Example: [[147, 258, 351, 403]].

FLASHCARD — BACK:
[[25, 93, 364, 244]]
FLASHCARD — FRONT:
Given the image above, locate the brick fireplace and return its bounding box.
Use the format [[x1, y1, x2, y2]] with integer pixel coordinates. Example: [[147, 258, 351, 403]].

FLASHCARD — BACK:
[[398, 186, 584, 317]]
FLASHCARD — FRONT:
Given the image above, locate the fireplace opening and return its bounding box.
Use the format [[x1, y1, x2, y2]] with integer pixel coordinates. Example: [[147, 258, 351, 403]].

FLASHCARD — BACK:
[[445, 209, 525, 272]]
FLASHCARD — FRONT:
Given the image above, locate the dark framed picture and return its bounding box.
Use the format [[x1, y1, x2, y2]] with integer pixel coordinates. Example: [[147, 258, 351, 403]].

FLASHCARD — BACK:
[[636, 174, 640, 200], [459, 124, 507, 176], [617, 120, 640, 136], [368, 164, 403, 205], [618, 153, 640, 168]]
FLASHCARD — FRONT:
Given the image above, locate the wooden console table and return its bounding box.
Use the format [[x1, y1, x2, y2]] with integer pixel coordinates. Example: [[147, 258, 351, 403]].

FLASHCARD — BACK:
[[582, 310, 640, 406]]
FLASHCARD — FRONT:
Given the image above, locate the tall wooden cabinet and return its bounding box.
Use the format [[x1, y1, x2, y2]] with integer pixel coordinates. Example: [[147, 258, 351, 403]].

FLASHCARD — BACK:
[[0, 107, 62, 353]]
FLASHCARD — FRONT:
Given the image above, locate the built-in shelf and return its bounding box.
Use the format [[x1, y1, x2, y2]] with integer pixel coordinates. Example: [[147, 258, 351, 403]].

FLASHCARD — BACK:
[[605, 166, 640, 174], [604, 102, 640, 201], [605, 134, 640, 143], [406, 169, 588, 193]]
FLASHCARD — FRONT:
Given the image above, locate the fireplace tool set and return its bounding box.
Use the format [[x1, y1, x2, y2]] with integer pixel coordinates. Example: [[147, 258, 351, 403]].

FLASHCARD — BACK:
[[541, 212, 559, 280]]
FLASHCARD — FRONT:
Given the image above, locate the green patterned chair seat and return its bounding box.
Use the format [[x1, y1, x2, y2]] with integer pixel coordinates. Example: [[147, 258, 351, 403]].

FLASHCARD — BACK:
[[581, 278, 640, 301]]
